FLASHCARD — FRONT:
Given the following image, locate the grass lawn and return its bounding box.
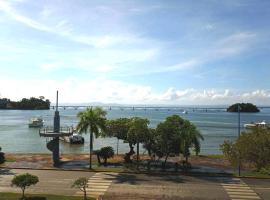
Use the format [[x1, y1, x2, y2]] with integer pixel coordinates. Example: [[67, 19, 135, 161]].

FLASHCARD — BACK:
[[0, 193, 95, 200], [236, 171, 270, 179]]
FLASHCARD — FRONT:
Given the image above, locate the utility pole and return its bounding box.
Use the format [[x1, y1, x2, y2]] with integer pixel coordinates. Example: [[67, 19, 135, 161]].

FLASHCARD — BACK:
[[238, 103, 241, 176]]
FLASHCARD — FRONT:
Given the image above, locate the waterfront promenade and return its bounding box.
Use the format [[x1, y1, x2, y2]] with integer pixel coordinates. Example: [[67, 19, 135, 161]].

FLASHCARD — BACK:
[[0, 169, 269, 199]]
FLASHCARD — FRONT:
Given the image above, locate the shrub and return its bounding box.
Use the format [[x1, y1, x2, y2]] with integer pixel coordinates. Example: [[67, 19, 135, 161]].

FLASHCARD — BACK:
[[0, 147, 5, 164], [221, 128, 270, 170], [72, 177, 88, 200], [96, 146, 114, 166], [11, 173, 39, 200], [259, 167, 270, 175]]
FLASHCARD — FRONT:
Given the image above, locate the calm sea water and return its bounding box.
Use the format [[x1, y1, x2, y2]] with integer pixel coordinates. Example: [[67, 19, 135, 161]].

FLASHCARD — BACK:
[[0, 107, 269, 155]]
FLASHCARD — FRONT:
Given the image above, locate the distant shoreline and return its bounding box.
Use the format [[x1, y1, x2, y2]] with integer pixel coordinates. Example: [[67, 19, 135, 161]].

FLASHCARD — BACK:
[[0, 97, 50, 110]]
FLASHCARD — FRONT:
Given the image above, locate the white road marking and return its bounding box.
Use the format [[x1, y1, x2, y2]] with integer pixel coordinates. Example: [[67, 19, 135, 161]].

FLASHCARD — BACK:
[[76, 172, 118, 199], [222, 178, 261, 200]]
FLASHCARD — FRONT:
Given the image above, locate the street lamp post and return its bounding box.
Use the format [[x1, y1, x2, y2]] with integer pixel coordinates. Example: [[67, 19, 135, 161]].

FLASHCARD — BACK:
[[238, 103, 241, 176]]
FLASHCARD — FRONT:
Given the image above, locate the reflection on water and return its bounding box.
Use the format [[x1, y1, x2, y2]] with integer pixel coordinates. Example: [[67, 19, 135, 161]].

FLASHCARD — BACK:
[[0, 107, 269, 155]]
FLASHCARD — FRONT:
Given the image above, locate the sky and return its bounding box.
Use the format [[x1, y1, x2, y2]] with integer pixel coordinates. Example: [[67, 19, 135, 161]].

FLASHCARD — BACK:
[[0, 0, 270, 105]]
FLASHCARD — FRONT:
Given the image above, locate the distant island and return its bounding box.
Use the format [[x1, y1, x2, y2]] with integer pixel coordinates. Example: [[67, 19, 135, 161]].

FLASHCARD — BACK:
[[0, 96, 50, 110], [227, 103, 260, 113]]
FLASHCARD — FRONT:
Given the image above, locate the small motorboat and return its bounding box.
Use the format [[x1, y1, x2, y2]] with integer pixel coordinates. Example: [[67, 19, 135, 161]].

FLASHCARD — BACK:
[[69, 134, 84, 144], [60, 133, 84, 144], [182, 110, 188, 114], [244, 121, 267, 129], [28, 117, 44, 128]]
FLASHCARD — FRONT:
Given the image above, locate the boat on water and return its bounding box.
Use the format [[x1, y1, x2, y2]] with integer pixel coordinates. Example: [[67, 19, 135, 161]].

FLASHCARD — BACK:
[[60, 133, 85, 144], [182, 110, 188, 114], [244, 121, 267, 129], [28, 117, 44, 128]]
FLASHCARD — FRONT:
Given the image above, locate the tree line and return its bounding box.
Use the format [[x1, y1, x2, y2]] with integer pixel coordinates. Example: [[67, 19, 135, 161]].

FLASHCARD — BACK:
[[76, 107, 204, 169], [0, 96, 50, 110]]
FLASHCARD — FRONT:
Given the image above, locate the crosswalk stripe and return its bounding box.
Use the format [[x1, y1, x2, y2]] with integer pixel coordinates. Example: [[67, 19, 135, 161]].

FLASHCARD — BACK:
[[221, 178, 261, 200], [86, 188, 108, 192], [222, 183, 248, 186], [229, 195, 260, 199], [76, 172, 118, 199], [229, 192, 257, 194]]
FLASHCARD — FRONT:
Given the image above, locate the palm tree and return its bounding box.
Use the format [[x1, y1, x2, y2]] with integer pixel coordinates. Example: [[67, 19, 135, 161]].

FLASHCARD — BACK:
[[77, 107, 107, 169], [181, 121, 204, 163]]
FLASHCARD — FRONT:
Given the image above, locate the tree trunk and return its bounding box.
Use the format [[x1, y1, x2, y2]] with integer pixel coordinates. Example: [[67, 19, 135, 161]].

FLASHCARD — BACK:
[[104, 158, 107, 166], [22, 187, 25, 200], [89, 132, 93, 169], [83, 188, 87, 200], [96, 153, 101, 165], [185, 155, 188, 164], [124, 143, 135, 163], [137, 142, 139, 169], [164, 154, 169, 169]]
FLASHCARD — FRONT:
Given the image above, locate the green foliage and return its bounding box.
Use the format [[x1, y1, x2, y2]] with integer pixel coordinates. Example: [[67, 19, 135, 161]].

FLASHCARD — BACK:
[[76, 107, 107, 169], [259, 167, 270, 175], [142, 128, 157, 157], [105, 118, 131, 140], [0, 147, 5, 164], [127, 117, 150, 165], [127, 117, 150, 144], [0, 97, 50, 110], [220, 140, 239, 167], [180, 120, 204, 162], [155, 115, 184, 162], [106, 117, 150, 163], [11, 173, 39, 199], [227, 103, 260, 112], [96, 146, 114, 166], [221, 128, 270, 170], [72, 177, 88, 200], [106, 115, 203, 166]]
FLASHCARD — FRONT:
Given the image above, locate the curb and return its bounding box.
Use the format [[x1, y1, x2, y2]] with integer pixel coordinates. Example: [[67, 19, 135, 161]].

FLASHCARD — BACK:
[[0, 166, 233, 177]]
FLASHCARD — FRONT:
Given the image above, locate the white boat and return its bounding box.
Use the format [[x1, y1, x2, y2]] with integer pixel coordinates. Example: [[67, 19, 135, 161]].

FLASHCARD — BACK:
[[182, 110, 188, 114], [28, 117, 44, 128], [69, 134, 84, 144], [60, 133, 84, 144], [244, 121, 267, 129]]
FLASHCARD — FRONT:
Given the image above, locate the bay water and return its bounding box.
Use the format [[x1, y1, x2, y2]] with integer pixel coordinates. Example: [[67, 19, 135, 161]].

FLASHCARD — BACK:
[[0, 107, 269, 155]]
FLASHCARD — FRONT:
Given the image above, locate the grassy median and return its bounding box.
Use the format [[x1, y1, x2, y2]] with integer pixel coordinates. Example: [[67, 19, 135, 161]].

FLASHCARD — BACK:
[[0, 193, 95, 200]]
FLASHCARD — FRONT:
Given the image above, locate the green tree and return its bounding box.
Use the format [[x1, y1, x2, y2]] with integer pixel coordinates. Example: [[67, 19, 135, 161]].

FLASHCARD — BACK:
[[180, 120, 204, 163], [95, 146, 114, 166], [127, 117, 150, 166], [72, 177, 88, 200], [11, 173, 39, 200], [106, 118, 134, 162], [156, 115, 184, 167], [142, 128, 157, 158], [221, 127, 270, 170], [77, 107, 107, 169]]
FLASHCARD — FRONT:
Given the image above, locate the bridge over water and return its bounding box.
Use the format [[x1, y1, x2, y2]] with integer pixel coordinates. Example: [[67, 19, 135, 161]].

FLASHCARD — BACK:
[[50, 105, 270, 112]]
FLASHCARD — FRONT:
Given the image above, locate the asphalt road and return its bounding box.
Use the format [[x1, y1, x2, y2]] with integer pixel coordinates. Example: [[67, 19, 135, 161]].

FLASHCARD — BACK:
[[0, 169, 269, 200]]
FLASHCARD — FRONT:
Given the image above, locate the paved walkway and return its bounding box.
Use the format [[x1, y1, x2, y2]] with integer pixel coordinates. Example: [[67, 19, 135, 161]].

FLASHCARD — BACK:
[[0, 169, 269, 199]]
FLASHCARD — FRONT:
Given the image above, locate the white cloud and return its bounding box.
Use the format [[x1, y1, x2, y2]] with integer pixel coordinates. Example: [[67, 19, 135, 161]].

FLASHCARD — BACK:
[[0, 78, 269, 105], [0, 1, 153, 48], [40, 62, 64, 71]]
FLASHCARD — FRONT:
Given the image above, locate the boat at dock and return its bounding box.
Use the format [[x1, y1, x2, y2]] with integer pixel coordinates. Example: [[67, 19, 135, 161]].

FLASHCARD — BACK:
[[60, 133, 85, 144], [28, 117, 44, 128], [244, 121, 267, 129]]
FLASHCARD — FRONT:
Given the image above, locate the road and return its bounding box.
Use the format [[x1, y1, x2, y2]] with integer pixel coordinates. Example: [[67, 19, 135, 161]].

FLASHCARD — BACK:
[[0, 169, 269, 199]]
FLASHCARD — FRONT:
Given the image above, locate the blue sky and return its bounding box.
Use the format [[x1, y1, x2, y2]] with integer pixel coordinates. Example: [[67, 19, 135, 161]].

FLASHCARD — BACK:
[[0, 0, 270, 105]]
